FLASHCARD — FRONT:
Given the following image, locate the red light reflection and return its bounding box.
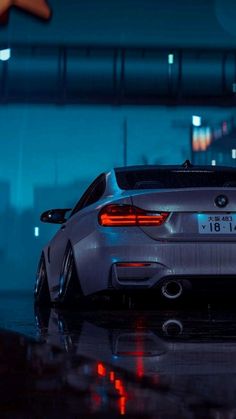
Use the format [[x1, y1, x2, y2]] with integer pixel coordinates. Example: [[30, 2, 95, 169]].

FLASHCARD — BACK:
[[119, 396, 126, 415], [97, 362, 128, 416], [97, 362, 106, 377], [110, 371, 115, 382]]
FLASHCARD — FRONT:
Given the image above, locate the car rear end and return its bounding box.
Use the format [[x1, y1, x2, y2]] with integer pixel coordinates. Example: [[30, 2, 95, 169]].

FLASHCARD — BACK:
[[102, 165, 236, 300]]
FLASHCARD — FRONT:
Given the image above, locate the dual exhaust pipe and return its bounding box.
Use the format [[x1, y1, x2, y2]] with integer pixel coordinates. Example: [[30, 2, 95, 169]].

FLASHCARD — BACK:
[[161, 279, 183, 300]]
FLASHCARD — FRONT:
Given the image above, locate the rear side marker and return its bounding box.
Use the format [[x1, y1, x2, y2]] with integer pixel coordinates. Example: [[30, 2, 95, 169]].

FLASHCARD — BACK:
[[98, 204, 169, 227]]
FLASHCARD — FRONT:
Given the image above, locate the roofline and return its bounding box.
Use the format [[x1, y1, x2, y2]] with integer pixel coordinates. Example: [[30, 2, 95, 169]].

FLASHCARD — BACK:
[[114, 164, 236, 172]]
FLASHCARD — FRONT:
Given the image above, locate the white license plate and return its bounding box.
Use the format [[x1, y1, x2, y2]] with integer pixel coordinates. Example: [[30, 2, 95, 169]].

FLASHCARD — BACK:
[[198, 214, 236, 234]]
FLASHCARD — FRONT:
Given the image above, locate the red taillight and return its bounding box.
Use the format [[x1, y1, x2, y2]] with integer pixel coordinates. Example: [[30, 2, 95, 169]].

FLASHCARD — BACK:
[[98, 204, 169, 227]]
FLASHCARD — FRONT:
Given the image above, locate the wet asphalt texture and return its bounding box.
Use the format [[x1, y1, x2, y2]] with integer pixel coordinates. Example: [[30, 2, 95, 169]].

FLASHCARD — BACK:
[[0, 293, 236, 418]]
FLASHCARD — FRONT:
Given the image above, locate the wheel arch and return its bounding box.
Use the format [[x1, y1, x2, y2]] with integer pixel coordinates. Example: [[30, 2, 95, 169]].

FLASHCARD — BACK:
[[34, 251, 51, 305], [57, 240, 84, 304]]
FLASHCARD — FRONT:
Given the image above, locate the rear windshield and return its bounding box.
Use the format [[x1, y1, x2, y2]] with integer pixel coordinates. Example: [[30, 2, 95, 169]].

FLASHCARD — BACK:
[[115, 169, 236, 190]]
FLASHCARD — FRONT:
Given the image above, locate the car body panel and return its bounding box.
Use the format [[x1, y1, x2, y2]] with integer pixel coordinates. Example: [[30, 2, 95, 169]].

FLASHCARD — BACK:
[[37, 164, 236, 303], [131, 188, 236, 240]]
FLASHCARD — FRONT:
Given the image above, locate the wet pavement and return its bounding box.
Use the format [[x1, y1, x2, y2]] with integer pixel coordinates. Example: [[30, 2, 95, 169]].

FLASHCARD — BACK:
[[1, 294, 236, 418]]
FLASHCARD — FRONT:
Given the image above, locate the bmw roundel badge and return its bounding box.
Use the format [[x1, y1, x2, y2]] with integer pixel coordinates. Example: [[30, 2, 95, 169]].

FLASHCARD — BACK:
[[215, 195, 228, 208]]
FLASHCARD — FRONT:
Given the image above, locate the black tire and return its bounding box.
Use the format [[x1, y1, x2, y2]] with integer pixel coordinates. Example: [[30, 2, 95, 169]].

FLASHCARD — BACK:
[[34, 253, 51, 306], [57, 243, 83, 306]]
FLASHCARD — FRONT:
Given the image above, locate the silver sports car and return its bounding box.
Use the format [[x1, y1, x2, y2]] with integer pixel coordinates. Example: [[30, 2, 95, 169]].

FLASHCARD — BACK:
[[34, 161, 236, 306]]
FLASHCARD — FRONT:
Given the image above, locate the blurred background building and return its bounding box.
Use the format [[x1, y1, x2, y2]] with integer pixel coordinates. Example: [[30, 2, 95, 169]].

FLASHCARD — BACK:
[[191, 116, 236, 166]]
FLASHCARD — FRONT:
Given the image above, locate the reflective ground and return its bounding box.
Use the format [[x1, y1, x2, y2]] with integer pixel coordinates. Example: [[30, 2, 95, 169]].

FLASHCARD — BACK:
[[1, 293, 236, 418]]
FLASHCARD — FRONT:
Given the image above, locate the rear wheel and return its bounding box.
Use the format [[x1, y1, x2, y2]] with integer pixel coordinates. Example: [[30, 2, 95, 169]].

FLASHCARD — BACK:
[[34, 253, 51, 306], [57, 243, 83, 306]]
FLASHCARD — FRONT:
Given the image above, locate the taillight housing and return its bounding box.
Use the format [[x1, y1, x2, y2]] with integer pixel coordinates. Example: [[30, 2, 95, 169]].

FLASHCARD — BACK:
[[98, 204, 169, 227]]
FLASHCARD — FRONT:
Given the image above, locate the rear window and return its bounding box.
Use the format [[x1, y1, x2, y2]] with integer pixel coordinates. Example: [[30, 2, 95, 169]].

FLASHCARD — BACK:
[[115, 169, 236, 190]]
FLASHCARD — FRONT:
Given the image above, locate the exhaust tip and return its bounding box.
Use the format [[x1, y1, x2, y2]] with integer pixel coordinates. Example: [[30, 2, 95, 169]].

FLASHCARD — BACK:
[[162, 319, 183, 337], [161, 280, 183, 300]]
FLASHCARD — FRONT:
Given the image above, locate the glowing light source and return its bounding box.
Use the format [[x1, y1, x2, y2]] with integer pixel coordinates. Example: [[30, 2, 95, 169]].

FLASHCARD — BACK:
[[109, 371, 115, 382], [115, 379, 122, 391], [97, 363, 106, 377], [116, 262, 151, 268], [0, 48, 11, 61], [232, 149, 236, 159], [34, 227, 39, 237], [192, 115, 201, 127], [99, 204, 169, 227], [192, 127, 212, 152], [168, 53, 174, 65], [115, 379, 125, 396], [222, 121, 228, 134], [119, 396, 126, 415], [211, 160, 216, 166]]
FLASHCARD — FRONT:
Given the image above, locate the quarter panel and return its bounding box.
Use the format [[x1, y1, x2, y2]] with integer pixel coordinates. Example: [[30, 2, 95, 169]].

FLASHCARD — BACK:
[[72, 226, 236, 296]]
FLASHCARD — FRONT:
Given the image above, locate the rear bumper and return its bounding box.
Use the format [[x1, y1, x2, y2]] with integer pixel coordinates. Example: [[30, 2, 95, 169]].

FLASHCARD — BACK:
[[112, 243, 236, 287], [73, 228, 236, 296]]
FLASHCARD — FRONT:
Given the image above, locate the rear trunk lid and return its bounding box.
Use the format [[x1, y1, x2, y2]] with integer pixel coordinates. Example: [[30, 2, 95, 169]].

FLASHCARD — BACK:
[[131, 188, 236, 242]]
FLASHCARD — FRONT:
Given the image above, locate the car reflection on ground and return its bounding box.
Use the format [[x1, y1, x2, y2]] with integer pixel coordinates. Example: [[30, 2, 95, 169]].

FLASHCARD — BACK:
[[31, 307, 236, 418], [2, 299, 236, 418]]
